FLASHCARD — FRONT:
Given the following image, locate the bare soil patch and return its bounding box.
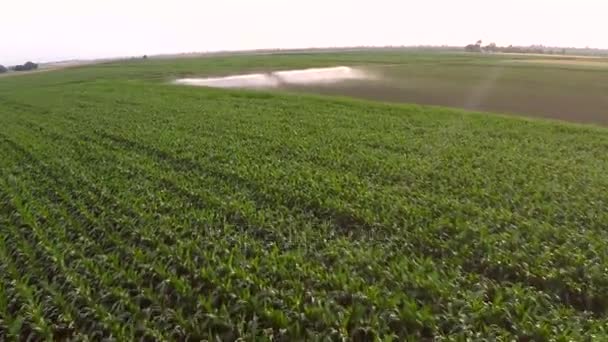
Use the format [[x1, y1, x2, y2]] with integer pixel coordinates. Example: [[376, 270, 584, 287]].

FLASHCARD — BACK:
[[513, 59, 608, 68]]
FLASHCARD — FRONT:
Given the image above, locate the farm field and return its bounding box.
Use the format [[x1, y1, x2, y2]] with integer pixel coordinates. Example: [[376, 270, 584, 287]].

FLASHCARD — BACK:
[[278, 54, 608, 125], [1, 51, 608, 340]]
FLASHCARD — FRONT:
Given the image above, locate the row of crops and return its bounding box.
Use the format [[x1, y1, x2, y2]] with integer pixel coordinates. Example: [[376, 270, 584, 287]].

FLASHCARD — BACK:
[[1, 65, 608, 340]]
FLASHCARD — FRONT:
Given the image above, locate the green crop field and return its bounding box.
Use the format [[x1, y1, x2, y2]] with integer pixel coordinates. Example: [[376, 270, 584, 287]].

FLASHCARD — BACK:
[[1, 51, 608, 340]]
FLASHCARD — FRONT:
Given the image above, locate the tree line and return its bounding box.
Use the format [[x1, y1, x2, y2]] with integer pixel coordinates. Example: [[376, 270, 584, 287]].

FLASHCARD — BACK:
[[465, 41, 567, 55], [0, 61, 39, 74]]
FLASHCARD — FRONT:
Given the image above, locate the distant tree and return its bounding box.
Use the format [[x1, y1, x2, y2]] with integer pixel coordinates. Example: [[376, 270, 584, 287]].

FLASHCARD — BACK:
[[465, 40, 484, 53], [483, 43, 497, 52], [0, 65, 7, 73], [24, 61, 38, 70], [465, 44, 482, 53], [12, 61, 38, 72], [143, 55, 148, 59]]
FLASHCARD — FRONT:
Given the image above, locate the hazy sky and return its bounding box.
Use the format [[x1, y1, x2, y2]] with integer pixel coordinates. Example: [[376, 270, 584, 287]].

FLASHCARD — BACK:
[[1, 0, 606, 65]]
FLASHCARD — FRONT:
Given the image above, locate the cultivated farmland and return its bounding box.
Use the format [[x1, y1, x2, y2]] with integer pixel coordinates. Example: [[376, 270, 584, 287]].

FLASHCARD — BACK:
[[1, 51, 608, 340]]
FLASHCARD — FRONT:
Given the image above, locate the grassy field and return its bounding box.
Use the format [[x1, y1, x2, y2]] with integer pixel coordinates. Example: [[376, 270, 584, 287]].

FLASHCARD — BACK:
[[1, 51, 608, 340]]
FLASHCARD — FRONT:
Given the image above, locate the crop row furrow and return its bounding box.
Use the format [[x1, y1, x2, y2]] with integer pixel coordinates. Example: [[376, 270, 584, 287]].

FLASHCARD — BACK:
[[0, 176, 128, 339], [0, 137, 169, 339], [87, 128, 608, 317], [2, 52, 608, 340], [91, 130, 381, 240], [54, 127, 608, 332], [0, 186, 84, 340], [5, 91, 608, 332], [1, 124, 299, 337], [4, 114, 455, 338]]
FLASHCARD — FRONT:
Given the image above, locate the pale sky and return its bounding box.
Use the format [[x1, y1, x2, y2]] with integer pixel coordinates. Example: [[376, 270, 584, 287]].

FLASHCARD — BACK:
[[1, 0, 606, 65]]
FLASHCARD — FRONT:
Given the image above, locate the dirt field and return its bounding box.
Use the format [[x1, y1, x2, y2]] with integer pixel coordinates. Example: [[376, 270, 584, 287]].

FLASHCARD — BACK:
[[512, 59, 608, 68], [272, 55, 608, 125], [163, 52, 608, 125]]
